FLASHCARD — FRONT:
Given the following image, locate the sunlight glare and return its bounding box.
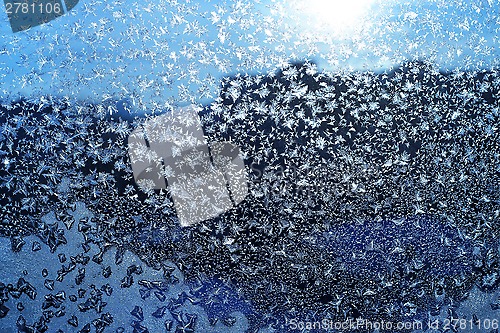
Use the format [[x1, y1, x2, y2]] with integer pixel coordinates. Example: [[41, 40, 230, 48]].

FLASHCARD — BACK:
[[296, 0, 376, 36]]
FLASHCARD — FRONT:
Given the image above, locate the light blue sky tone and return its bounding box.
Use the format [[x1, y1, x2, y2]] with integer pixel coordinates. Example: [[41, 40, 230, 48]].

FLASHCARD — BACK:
[[1, 0, 499, 113]]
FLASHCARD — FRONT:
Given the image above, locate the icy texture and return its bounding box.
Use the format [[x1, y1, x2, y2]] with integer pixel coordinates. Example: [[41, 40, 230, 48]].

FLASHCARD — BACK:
[[1, 0, 499, 111], [1, 61, 499, 331], [1, 0, 500, 331]]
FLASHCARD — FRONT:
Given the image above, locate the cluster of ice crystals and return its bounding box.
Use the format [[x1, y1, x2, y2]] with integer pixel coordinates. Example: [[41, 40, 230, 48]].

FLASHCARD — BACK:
[[1, 0, 500, 111], [1, 59, 499, 331], [1, 0, 500, 331]]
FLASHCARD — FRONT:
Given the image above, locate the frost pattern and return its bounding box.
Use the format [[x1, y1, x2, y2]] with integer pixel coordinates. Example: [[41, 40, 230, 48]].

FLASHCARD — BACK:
[[1, 60, 499, 331], [1, 0, 500, 331]]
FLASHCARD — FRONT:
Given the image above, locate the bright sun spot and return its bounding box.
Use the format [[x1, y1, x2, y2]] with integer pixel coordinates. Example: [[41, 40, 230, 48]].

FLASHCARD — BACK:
[[292, 0, 376, 37]]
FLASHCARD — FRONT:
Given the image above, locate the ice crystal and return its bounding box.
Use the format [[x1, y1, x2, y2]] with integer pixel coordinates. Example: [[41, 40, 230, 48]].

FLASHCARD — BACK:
[[1, 0, 500, 332]]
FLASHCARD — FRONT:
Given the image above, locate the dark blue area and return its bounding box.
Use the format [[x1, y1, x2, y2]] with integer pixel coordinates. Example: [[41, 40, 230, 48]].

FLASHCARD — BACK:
[[188, 276, 255, 322], [318, 215, 474, 278]]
